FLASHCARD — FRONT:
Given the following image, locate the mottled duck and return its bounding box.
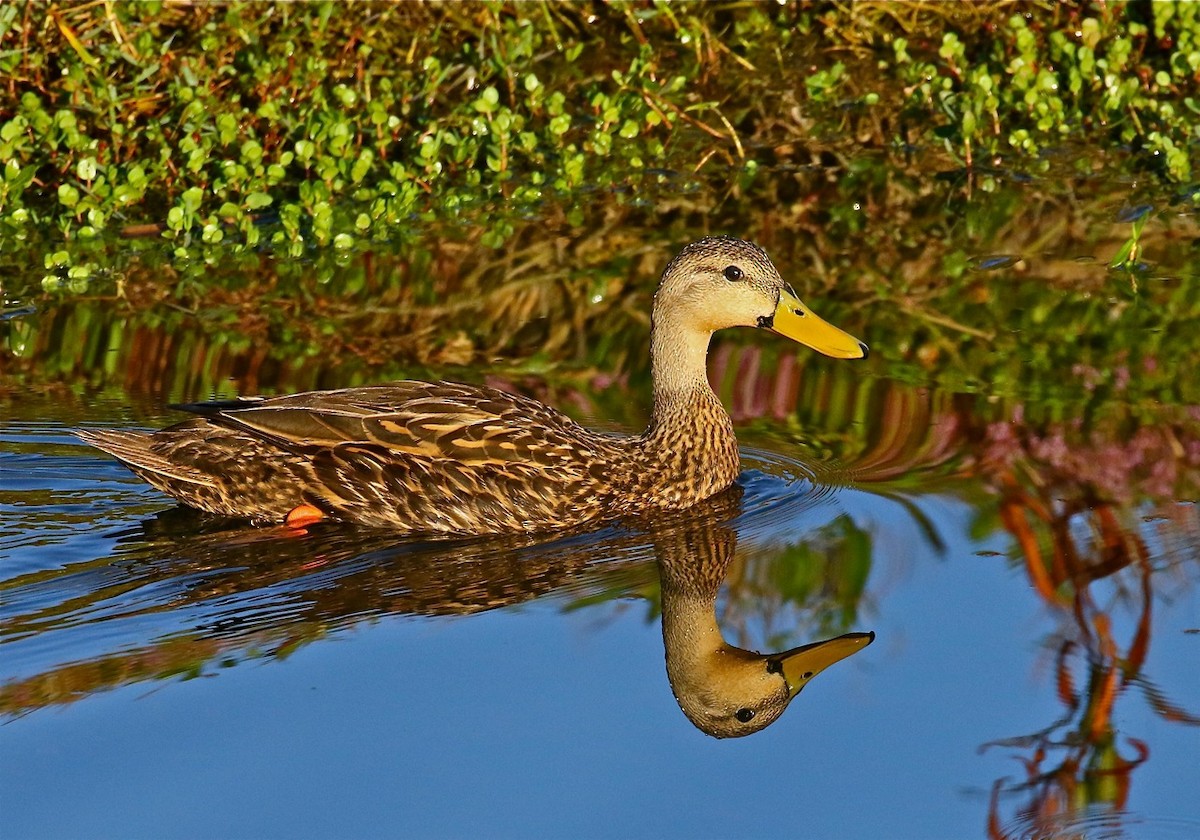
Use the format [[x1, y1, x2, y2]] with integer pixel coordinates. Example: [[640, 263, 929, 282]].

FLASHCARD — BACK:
[[77, 236, 867, 532]]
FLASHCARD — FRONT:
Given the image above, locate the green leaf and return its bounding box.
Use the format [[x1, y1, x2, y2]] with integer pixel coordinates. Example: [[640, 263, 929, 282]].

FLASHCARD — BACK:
[[182, 187, 204, 213], [549, 114, 571, 136], [57, 183, 79, 208], [0, 117, 25, 143], [246, 192, 273, 210], [476, 86, 500, 114]]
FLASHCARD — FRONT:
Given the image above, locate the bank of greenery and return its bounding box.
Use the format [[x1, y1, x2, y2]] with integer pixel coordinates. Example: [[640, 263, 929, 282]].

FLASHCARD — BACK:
[[2, 0, 1199, 276]]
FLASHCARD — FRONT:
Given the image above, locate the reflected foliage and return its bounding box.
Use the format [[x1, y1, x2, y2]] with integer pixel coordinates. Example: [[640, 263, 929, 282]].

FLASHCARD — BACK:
[[718, 355, 1200, 831], [982, 482, 1200, 837], [5, 148, 1198, 424]]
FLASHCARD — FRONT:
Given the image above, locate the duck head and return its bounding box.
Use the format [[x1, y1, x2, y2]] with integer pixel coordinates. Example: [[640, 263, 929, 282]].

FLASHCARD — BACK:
[[665, 630, 875, 738], [653, 235, 868, 360]]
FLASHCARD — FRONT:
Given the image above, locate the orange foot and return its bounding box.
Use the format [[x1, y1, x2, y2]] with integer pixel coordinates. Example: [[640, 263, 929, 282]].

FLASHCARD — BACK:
[[285, 503, 325, 529]]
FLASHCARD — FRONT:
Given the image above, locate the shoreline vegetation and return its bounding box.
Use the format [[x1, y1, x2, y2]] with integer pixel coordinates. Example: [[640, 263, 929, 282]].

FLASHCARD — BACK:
[[4, 2, 1198, 263]]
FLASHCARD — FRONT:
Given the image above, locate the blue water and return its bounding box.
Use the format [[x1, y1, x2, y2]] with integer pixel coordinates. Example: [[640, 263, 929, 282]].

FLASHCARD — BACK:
[[2, 404, 1197, 838]]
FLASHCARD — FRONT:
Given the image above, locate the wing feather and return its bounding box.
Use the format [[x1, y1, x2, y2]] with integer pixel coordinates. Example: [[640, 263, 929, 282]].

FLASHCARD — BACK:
[[183, 380, 597, 468]]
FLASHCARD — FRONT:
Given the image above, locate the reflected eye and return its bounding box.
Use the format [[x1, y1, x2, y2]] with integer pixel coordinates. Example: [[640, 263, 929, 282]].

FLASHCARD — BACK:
[[735, 708, 755, 723], [723, 265, 743, 282]]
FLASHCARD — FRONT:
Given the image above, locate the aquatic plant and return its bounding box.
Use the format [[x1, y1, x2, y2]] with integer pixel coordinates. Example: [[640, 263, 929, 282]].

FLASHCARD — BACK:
[[3, 1, 1198, 279]]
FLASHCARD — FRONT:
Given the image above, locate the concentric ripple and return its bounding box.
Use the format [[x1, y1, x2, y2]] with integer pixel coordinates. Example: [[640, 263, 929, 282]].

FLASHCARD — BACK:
[[996, 809, 1200, 840]]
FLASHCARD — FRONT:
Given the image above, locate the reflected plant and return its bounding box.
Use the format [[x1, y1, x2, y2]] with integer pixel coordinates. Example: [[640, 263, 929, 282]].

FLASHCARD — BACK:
[[1108, 204, 1152, 283], [981, 497, 1200, 839], [967, 401, 1200, 839], [720, 516, 873, 651], [701, 350, 1200, 828]]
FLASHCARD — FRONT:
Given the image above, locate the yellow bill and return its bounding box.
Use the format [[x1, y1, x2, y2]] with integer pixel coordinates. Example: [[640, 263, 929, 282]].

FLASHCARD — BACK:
[[766, 287, 868, 359], [770, 631, 875, 698]]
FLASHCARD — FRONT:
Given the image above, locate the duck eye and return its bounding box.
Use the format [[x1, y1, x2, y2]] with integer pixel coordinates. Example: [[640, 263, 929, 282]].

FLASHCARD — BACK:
[[735, 708, 755, 723], [723, 265, 743, 282]]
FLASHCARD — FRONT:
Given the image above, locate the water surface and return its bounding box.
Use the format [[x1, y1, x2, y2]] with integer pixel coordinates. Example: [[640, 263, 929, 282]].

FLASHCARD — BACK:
[[2, 156, 1199, 838]]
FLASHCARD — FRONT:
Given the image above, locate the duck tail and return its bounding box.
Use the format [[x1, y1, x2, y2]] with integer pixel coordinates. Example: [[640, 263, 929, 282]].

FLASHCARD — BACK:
[[74, 428, 210, 486]]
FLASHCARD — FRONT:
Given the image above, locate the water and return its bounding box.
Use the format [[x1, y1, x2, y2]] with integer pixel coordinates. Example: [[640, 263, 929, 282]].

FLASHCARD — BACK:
[[2, 368, 1198, 837], [3, 156, 1200, 837]]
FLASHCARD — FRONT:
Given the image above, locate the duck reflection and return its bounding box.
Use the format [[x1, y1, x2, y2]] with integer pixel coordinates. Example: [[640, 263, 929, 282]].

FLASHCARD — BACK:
[[0, 488, 874, 737], [651, 497, 872, 737]]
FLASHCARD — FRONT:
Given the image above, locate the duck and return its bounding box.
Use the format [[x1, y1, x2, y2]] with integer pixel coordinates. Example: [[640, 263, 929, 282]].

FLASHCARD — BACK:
[[76, 236, 867, 533]]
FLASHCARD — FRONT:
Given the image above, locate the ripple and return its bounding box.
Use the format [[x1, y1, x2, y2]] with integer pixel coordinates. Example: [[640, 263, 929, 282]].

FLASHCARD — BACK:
[[996, 809, 1200, 840], [2, 424, 854, 713], [736, 445, 845, 547]]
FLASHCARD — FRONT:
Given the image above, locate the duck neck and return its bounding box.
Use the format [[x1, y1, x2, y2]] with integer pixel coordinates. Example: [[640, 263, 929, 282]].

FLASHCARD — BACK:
[[657, 534, 756, 718], [659, 555, 727, 673], [661, 583, 727, 693], [638, 309, 740, 493], [646, 310, 720, 429]]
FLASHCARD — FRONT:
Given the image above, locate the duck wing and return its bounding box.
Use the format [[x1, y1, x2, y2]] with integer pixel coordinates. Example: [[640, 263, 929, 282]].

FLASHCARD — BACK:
[[170, 380, 602, 468]]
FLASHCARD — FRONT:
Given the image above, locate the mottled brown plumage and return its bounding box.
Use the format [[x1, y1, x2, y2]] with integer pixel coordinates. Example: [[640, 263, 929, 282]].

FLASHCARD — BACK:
[[77, 236, 867, 533]]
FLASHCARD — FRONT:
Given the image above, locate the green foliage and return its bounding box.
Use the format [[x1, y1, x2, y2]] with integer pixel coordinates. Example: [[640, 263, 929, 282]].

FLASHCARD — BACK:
[[3, 1, 1198, 273], [763, 516, 872, 636], [882, 3, 1200, 178], [1, 2, 698, 262]]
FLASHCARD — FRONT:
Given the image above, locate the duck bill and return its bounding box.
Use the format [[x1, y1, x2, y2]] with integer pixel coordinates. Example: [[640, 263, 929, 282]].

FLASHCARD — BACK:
[[771, 631, 875, 698], [766, 288, 868, 360]]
